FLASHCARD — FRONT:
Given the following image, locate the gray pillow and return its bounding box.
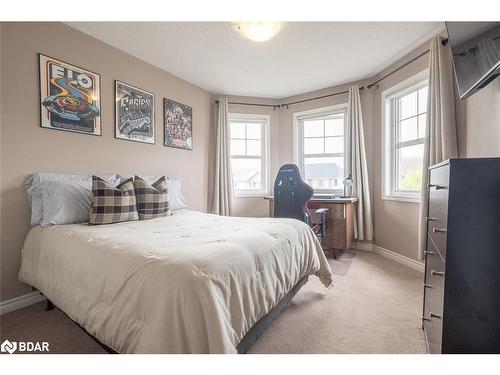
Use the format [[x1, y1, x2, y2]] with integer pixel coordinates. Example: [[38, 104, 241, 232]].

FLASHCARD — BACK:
[[39, 180, 92, 225], [26, 173, 119, 226]]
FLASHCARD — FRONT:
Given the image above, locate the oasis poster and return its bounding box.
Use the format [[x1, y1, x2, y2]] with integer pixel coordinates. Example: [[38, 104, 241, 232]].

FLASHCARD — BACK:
[[163, 98, 192, 150], [39, 54, 101, 135], [115, 81, 155, 144]]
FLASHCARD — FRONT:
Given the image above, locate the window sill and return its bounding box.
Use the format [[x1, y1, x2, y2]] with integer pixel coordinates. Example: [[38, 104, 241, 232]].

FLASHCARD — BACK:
[[381, 194, 421, 204], [234, 193, 269, 199]]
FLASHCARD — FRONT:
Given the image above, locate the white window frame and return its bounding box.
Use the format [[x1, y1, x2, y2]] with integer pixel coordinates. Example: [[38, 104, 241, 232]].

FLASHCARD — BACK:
[[382, 70, 429, 203], [293, 103, 348, 195], [229, 113, 271, 198]]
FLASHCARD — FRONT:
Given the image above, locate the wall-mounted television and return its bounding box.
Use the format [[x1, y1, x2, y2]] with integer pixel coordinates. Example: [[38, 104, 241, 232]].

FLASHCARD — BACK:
[[446, 22, 500, 99]]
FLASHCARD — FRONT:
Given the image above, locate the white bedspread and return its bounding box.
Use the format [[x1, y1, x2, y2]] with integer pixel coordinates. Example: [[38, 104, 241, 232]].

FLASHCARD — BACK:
[[19, 210, 332, 353]]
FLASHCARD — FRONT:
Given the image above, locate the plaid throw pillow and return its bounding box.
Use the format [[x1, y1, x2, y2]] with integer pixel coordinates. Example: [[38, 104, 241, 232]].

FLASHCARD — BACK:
[[89, 176, 139, 225], [134, 175, 171, 220]]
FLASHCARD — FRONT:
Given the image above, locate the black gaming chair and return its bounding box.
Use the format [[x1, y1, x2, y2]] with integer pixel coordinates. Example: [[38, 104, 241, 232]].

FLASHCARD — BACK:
[[273, 164, 329, 248]]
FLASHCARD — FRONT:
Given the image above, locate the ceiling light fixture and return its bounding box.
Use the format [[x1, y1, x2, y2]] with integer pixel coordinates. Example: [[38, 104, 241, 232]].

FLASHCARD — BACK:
[[236, 22, 282, 42]]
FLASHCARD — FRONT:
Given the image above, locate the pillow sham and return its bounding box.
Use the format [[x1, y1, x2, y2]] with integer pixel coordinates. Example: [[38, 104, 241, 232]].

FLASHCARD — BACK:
[[89, 176, 139, 225], [134, 176, 171, 220], [25, 173, 120, 226]]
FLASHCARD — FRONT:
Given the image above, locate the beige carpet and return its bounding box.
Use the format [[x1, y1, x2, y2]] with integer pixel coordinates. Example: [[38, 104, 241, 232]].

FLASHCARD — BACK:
[[0, 250, 426, 354]]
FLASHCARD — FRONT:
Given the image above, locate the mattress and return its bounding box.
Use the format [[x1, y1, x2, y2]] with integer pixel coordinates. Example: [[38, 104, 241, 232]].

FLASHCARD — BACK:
[[18, 209, 332, 353]]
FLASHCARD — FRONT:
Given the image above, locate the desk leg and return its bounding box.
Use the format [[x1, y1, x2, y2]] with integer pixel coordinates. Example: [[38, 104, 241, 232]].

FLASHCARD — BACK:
[[322, 241, 336, 259]]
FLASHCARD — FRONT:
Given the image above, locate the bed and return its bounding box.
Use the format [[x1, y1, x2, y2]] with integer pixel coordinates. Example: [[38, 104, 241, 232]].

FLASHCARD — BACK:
[[18, 209, 332, 353]]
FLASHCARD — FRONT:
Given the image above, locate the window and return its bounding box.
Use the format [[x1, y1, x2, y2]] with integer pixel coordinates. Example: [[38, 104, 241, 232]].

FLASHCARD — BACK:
[[383, 71, 428, 202], [229, 114, 270, 197], [293, 105, 347, 194]]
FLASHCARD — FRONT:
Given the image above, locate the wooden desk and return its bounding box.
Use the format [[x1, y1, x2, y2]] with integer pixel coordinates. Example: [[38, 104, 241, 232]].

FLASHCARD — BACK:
[[264, 196, 358, 251]]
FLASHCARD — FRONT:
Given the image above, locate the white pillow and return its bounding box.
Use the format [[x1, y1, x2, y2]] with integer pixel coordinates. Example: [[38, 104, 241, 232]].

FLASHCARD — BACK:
[[167, 179, 188, 211], [26, 173, 119, 226], [118, 174, 161, 185]]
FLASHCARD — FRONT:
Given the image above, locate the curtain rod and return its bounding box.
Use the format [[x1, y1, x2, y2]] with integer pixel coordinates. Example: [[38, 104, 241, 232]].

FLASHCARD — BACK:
[[214, 88, 361, 110], [214, 100, 278, 109], [214, 38, 447, 109], [281, 88, 363, 108]]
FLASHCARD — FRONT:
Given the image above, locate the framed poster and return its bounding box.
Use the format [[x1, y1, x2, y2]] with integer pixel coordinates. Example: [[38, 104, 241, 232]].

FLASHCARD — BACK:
[[39, 54, 101, 136], [163, 98, 193, 150], [115, 81, 155, 144]]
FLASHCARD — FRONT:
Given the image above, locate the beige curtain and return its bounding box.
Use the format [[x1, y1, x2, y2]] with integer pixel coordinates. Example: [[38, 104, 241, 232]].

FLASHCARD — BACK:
[[347, 86, 373, 241], [417, 37, 458, 259], [211, 98, 234, 216]]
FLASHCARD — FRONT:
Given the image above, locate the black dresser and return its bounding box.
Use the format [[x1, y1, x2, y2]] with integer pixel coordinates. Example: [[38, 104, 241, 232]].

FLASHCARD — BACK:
[[422, 158, 500, 354]]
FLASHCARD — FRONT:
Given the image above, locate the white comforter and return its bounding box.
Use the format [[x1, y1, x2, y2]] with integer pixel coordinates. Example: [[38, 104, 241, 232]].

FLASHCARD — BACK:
[[19, 210, 332, 353]]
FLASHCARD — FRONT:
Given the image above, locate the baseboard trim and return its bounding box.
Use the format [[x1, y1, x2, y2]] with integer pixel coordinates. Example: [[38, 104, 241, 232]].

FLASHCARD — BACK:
[[373, 245, 425, 273], [354, 242, 424, 273], [0, 291, 46, 315], [353, 242, 374, 252]]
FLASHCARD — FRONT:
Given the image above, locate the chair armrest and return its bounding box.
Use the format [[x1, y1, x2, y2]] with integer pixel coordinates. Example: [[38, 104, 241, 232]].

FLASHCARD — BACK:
[[315, 208, 329, 215], [304, 211, 312, 225]]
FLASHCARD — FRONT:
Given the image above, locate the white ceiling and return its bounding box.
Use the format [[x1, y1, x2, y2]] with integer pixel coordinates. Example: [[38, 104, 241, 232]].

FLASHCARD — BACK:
[[67, 22, 443, 98]]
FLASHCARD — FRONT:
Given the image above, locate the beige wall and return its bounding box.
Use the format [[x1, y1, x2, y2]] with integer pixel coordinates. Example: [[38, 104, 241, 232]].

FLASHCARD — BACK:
[[463, 78, 500, 157], [0, 22, 212, 301], [370, 42, 431, 261]]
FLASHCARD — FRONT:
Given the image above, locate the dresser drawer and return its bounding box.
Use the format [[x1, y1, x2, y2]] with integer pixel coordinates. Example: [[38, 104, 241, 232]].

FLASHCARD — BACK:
[[327, 204, 345, 220], [429, 166, 449, 212], [429, 185, 448, 213], [424, 237, 445, 314], [429, 163, 449, 187], [427, 204, 448, 260], [423, 237, 445, 354], [423, 297, 443, 354]]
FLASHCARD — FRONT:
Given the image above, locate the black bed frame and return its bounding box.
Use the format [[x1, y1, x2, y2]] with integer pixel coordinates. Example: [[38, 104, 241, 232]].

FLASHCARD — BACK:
[[44, 276, 309, 354]]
